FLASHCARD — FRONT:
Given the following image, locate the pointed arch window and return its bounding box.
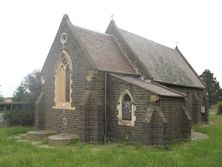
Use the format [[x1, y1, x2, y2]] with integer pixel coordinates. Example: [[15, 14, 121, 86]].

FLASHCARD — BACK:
[[53, 51, 75, 110], [65, 65, 71, 102], [117, 90, 136, 126], [122, 94, 132, 120]]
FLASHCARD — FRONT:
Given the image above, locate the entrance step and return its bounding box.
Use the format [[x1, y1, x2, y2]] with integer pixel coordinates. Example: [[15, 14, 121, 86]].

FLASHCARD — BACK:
[[26, 130, 57, 141], [48, 133, 79, 145], [19, 133, 28, 140]]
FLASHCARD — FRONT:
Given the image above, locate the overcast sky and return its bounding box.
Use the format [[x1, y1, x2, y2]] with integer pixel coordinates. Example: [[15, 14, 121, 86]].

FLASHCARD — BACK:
[[0, 0, 221, 97]]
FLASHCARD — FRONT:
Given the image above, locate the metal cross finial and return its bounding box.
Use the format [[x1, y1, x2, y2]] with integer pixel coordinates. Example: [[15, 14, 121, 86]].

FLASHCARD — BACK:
[[111, 14, 114, 20], [176, 41, 179, 46]]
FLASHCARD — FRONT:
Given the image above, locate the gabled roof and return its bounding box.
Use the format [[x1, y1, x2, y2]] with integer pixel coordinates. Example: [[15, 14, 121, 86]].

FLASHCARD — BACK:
[[55, 15, 204, 89], [111, 74, 185, 98], [71, 25, 137, 75], [117, 29, 204, 88]]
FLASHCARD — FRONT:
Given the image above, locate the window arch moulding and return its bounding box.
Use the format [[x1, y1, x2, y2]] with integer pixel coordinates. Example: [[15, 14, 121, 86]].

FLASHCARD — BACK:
[[53, 50, 75, 110], [116, 90, 136, 126]]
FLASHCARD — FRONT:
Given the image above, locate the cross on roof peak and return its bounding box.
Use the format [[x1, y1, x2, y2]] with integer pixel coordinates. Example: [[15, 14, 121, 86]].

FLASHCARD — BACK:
[[175, 41, 179, 47], [111, 14, 114, 20]]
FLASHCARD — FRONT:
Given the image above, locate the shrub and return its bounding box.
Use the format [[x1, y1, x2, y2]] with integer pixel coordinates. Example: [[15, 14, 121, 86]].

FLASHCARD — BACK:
[[217, 101, 222, 115], [3, 109, 34, 126]]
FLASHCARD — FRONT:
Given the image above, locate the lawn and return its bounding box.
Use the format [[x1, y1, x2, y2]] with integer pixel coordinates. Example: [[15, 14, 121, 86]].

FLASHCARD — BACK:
[[0, 108, 222, 167]]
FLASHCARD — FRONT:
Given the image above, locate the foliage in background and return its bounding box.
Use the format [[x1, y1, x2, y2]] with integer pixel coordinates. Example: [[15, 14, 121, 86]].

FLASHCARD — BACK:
[[200, 69, 222, 105], [3, 109, 34, 126], [0, 86, 3, 102], [4, 70, 41, 126], [217, 101, 222, 115], [0, 95, 3, 102], [12, 84, 29, 102], [13, 70, 41, 104]]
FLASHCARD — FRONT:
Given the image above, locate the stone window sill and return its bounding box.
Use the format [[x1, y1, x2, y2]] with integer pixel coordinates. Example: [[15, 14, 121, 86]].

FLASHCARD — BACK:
[[118, 121, 133, 126], [52, 105, 76, 111], [117, 117, 135, 127]]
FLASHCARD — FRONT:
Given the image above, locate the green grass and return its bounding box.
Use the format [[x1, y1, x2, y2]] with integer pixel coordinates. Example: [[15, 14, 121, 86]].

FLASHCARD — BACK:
[[0, 109, 222, 167]]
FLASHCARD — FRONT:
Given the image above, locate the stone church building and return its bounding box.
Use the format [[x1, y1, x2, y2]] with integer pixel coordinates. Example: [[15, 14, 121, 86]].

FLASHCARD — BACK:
[[35, 14, 208, 146]]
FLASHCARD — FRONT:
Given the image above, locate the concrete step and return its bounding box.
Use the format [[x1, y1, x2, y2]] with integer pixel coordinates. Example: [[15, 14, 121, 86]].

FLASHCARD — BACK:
[[48, 133, 79, 146], [19, 133, 28, 140], [26, 130, 57, 141]]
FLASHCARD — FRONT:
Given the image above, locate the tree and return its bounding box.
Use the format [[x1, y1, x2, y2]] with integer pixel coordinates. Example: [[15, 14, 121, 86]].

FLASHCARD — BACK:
[[5, 70, 42, 126], [0, 85, 3, 102], [200, 69, 222, 105], [13, 83, 29, 102], [13, 70, 41, 103], [24, 70, 42, 103], [0, 95, 3, 102]]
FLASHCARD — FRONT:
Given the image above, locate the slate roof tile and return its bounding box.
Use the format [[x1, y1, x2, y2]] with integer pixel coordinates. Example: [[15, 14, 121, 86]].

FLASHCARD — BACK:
[[111, 74, 185, 98], [118, 29, 204, 88], [69, 18, 204, 89], [73, 26, 137, 75]]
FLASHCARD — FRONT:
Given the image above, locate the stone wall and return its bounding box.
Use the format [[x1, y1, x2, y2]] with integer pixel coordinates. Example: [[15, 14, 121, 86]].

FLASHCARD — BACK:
[[107, 74, 152, 144], [160, 97, 191, 143], [163, 85, 208, 124], [38, 16, 94, 134], [107, 74, 190, 145], [37, 16, 193, 145], [80, 90, 103, 143], [37, 16, 106, 143]]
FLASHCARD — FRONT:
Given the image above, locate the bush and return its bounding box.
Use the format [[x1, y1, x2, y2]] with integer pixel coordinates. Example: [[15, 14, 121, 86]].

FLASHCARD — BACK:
[[3, 109, 34, 126], [217, 101, 222, 115]]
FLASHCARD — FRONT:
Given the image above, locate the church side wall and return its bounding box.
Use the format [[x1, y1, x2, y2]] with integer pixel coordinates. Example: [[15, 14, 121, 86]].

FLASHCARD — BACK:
[[163, 85, 208, 124], [107, 75, 190, 145], [160, 97, 190, 143], [107, 75, 150, 144]]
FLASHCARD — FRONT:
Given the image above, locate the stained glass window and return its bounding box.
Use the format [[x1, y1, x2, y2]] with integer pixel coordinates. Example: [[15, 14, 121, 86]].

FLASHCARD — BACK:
[[122, 94, 132, 120]]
